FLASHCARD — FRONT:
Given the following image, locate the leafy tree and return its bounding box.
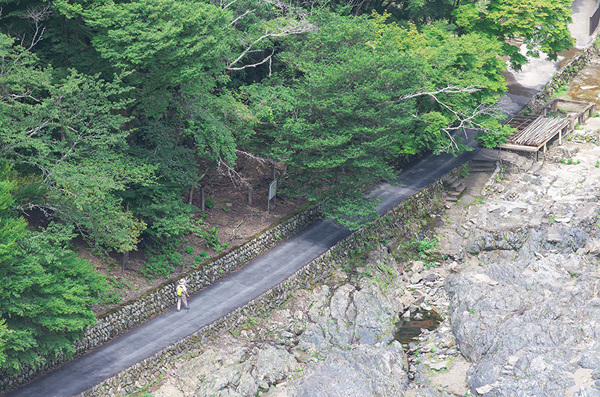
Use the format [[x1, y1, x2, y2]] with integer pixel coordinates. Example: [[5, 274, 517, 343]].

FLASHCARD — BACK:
[[453, 0, 574, 69], [0, 223, 108, 374], [246, 12, 510, 228], [324, 0, 573, 70], [78, 0, 257, 220], [79, 0, 233, 115], [0, 164, 107, 374], [0, 33, 152, 253], [0, 318, 8, 367]]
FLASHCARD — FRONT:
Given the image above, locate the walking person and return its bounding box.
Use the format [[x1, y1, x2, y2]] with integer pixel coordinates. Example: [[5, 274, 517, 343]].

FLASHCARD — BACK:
[[176, 278, 190, 311]]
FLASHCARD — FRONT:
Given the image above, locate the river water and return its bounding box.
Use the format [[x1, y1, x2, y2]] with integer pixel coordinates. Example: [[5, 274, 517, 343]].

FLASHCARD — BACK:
[[567, 59, 600, 107]]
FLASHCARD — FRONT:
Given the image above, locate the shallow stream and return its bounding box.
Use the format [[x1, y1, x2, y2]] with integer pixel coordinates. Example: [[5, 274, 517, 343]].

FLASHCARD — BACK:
[[393, 309, 442, 349]]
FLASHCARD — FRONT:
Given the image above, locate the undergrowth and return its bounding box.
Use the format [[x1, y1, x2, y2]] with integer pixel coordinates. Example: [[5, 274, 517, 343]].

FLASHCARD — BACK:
[[393, 236, 442, 269]]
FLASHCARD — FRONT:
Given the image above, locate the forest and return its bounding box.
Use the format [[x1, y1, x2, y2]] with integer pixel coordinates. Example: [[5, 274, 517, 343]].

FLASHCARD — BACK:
[[0, 0, 573, 375]]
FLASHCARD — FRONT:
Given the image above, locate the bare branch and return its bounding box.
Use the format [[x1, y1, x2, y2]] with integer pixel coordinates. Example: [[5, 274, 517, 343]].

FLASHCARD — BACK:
[[217, 159, 251, 188], [222, 0, 240, 9], [25, 120, 52, 137], [7, 90, 43, 103], [20, 3, 52, 51], [398, 85, 483, 101], [236, 149, 268, 164], [229, 9, 255, 27], [425, 92, 501, 153], [227, 20, 314, 70], [397, 85, 501, 153], [228, 49, 275, 74], [225, 0, 316, 72]]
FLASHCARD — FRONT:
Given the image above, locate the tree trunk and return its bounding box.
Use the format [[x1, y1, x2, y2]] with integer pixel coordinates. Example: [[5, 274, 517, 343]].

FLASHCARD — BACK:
[[188, 186, 194, 205], [122, 251, 129, 271], [123, 202, 130, 270]]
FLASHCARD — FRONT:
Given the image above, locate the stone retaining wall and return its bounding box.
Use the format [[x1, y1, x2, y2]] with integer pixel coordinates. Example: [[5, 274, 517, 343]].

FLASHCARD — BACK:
[[76, 31, 600, 397], [0, 204, 322, 393], [79, 174, 450, 397], [527, 32, 600, 112]]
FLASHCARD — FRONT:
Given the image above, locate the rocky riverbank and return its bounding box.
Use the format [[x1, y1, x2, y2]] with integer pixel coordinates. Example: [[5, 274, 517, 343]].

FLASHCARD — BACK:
[[144, 120, 600, 397], [150, 244, 453, 397], [437, 124, 600, 396]]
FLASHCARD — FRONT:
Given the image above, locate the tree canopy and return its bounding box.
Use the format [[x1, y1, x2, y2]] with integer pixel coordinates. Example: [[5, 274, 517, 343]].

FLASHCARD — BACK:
[[0, 163, 107, 374], [244, 12, 513, 226], [0, 0, 573, 243], [0, 0, 575, 373]]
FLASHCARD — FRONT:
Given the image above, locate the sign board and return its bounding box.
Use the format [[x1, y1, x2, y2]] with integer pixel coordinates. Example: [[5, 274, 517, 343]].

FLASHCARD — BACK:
[[268, 180, 277, 200]]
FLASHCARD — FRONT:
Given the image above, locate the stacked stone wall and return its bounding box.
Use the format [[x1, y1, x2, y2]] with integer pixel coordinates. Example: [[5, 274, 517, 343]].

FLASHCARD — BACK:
[[0, 204, 322, 393], [527, 32, 600, 112], [79, 173, 452, 397]]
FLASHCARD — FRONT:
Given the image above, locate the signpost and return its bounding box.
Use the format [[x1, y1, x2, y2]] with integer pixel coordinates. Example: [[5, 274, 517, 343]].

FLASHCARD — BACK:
[[267, 179, 277, 214]]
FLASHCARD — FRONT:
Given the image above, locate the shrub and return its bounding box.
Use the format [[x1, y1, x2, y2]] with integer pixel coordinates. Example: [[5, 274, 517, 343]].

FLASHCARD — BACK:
[[194, 251, 209, 261], [205, 197, 216, 209], [141, 256, 175, 279]]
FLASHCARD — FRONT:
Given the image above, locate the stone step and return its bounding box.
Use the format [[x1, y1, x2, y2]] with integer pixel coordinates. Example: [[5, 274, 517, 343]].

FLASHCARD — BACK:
[[500, 153, 527, 170], [473, 148, 501, 162], [522, 158, 534, 171], [445, 192, 462, 202], [469, 164, 496, 172], [450, 181, 466, 192], [470, 158, 495, 164], [530, 162, 543, 174], [514, 155, 527, 168], [443, 175, 459, 187]]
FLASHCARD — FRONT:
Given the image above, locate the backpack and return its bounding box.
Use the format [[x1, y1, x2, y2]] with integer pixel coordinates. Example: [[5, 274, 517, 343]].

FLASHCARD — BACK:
[[176, 285, 183, 296]]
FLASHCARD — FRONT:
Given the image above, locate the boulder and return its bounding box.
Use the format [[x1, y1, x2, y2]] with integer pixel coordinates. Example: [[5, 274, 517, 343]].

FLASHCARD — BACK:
[[291, 342, 408, 396]]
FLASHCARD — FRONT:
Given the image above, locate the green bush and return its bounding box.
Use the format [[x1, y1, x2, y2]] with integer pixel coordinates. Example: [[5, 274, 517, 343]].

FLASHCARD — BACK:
[[197, 226, 227, 251], [141, 256, 175, 279], [101, 289, 122, 305], [185, 246, 194, 255], [169, 252, 181, 266], [195, 251, 209, 262], [394, 236, 441, 264], [205, 197, 216, 209]]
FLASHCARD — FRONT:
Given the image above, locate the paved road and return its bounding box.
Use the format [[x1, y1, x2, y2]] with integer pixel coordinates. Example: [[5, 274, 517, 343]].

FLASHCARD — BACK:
[[6, 131, 480, 397], [6, 2, 592, 394]]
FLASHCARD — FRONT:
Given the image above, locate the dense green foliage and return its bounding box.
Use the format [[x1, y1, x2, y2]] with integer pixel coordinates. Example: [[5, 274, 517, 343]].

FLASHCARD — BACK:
[[0, 0, 574, 235], [245, 12, 512, 226], [0, 0, 575, 374], [0, 164, 107, 374]]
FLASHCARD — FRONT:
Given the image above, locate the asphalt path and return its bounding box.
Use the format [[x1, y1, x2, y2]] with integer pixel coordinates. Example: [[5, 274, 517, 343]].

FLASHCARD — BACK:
[[7, 4, 588, 391], [6, 126, 483, 397]]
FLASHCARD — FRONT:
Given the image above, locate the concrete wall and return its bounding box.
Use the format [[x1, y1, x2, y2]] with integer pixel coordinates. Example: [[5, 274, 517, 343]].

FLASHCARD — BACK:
[[79, 175, 450, 397]]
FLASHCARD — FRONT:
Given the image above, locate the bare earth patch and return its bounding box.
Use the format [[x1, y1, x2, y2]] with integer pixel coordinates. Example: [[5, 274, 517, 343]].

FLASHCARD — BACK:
[[82, 157, 307, 315]]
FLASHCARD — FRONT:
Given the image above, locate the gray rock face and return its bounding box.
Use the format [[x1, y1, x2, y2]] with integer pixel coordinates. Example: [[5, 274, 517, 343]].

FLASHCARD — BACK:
[[256, 345, 299, 385], [439, 140, 600, 396], [291, 342, 408, 397], [152, 247, 413, 396]]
